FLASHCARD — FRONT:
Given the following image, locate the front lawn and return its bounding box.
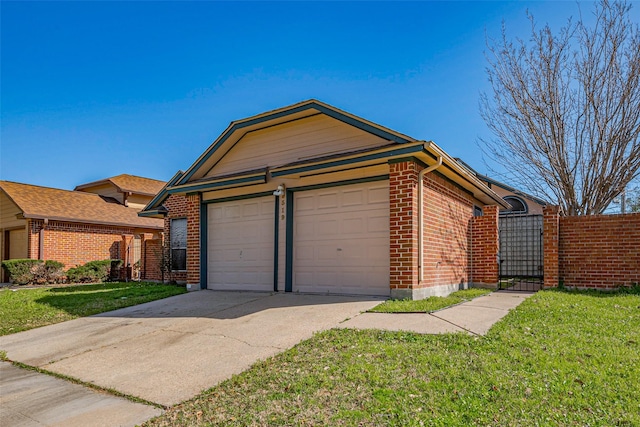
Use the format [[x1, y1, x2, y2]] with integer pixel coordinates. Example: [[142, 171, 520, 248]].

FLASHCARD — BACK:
[[370, 288, 493, 313], [146, 288, 640, 426], [0, 282, 186, 336]]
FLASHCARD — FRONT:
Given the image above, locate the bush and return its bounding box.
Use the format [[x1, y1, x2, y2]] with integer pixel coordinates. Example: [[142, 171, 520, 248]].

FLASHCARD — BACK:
[[66, 259, 122, 283], [1, 259, 42, 285], [32, 260, 66, 284]]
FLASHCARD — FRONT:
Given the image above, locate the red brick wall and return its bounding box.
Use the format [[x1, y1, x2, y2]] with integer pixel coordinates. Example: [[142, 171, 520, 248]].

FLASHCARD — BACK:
[[390, 160, 483, 296], [389, 161, 419, 292], [143, 238, 163, 281], [558, 212, 640, 289], [543, 205, 560, 288], [422, 172, 475, 288], [471, 205, 499, 286], [29, 219, 132, 268], [185, 194, 201, 286], [163, 194, 188, 283]]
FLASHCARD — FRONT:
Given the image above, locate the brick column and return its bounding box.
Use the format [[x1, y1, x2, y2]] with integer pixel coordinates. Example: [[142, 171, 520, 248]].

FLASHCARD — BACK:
[[186, 193, 201, 289], [543, 205, 560, 288], [470, 205, 499, 287], [389, 160, 420, 299]]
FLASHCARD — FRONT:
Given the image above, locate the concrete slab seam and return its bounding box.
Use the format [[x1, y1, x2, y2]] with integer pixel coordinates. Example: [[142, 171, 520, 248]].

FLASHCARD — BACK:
[[428, 313, 481, 337]]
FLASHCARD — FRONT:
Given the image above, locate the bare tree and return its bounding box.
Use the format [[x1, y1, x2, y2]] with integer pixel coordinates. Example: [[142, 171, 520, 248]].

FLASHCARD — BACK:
[[480, 0, 640, 215]]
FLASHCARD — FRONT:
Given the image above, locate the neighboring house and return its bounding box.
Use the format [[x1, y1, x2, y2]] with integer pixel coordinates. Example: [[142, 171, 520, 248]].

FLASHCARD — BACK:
[[0, 175, 165, 282], [140, 100, 510, 299], [454, 159, 547, 215]]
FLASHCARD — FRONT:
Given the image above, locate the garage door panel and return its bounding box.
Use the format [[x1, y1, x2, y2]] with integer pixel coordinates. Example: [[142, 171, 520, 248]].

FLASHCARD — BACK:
[[293, 181, 390, 296], [207, 197, 274, 291]]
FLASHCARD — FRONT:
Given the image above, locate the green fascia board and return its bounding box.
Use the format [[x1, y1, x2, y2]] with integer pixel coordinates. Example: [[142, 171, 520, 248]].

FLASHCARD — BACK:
[[168, 174, 266, 195], [271, 144, 424, 178], [142, 170, 185, 212], [138, 209, 167, 218], [177, 101, 414, 186]]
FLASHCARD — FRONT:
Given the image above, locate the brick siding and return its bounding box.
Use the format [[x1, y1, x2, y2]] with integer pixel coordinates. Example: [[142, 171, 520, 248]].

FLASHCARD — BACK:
[[28, 219, 134, 268], [544, 208, 639, 289], [163, 194, 189, 283], [470, 205, 499, 286]]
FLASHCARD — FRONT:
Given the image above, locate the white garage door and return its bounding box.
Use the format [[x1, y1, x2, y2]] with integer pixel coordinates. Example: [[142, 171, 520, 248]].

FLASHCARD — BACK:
[[293, 181, 390, 296], [207, 197, 275, 291]]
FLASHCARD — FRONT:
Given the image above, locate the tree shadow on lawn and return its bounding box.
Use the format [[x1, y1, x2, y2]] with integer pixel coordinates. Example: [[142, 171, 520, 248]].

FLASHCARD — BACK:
[[46, 282, 155, 293], [35, 284, 184, 317]]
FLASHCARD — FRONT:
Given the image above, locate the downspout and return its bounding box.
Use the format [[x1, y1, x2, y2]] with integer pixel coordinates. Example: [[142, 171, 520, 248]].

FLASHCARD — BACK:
[[39, 218, 48, 260], [418, 155, 442, 282]]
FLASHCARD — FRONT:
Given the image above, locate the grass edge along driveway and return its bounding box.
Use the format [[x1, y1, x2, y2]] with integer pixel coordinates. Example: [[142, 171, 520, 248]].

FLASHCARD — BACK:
[[145, 288, 640, 426], [0, 282, 186, 336]]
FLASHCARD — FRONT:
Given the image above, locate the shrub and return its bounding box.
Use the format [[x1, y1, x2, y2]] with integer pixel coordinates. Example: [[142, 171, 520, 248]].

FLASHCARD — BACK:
[[1, 259, 42, 285], [32, 260, 66, 284], [66, 259, 122, 283]]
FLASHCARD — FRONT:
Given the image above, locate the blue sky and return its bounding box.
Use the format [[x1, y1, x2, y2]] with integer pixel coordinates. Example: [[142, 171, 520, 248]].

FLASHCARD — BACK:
[[2, 1, 632, 190]]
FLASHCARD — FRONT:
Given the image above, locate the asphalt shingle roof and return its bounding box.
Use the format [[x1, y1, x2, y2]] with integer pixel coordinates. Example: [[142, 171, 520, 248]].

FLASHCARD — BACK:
[[1, 181, 163, 229], [74, 174, 166, 196]]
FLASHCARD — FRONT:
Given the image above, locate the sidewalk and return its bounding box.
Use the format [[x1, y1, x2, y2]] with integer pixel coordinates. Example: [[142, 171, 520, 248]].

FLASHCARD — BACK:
[[339, 290, 534, 335]]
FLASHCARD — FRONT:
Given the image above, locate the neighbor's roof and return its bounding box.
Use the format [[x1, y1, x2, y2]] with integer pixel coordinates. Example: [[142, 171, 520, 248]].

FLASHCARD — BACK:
[[0, 181, 164, 229], [74, 174, 166, 196]]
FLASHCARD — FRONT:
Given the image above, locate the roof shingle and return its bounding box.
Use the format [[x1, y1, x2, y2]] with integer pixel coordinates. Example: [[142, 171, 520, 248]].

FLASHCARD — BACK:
[[1, 181, 163, 229]]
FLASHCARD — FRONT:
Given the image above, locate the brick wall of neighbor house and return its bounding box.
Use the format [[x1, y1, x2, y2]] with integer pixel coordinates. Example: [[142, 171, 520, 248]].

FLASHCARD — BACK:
[[544, 208, 640, 289], [471, 205, 499, 286], [163, 194, 188, 283], [28, 219, 133, 268], [143, 238, 163, 281]]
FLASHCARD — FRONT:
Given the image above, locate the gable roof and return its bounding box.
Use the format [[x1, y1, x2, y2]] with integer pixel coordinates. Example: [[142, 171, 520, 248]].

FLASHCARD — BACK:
[[74, 174, 165, 196], [141, 100, 511, 214], [176, 99, 417, 186], [1, 181, 163, 229]]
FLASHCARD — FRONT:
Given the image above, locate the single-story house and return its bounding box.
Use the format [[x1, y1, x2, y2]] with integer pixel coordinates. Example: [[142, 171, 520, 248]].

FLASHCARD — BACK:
[[140, 100, 510, 299], [0, 175, 165, 282], [454, 159, 547, 215]]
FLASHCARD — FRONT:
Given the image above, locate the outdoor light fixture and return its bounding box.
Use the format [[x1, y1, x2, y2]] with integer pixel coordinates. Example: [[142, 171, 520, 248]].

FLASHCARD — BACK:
[[273, 185, 284, 196]]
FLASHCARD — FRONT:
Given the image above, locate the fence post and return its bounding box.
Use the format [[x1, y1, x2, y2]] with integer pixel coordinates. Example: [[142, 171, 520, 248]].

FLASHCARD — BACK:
[[543, 205, 560, 288]]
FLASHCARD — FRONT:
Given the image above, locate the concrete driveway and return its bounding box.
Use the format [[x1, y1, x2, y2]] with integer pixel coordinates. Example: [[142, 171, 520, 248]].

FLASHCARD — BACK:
[[0, 291, 382, 407]]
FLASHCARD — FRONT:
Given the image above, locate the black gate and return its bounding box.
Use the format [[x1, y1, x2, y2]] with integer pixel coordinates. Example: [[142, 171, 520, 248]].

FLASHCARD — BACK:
[[498, 214, 543, 291]]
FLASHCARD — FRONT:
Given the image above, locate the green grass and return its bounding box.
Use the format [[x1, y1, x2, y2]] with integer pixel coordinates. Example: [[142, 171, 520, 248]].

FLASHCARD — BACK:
[[369, 288, 493, 313], [0, 282, 186, 336], [145, 288, 640, 426]]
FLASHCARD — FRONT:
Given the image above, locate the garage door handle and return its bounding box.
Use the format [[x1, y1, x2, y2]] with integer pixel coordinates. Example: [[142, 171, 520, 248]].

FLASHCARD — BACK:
[[337, 248, 342, 251]]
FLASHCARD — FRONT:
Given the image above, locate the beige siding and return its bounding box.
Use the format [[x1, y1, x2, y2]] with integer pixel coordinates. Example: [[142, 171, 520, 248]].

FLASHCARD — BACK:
[[1, 192, 26, 229], [126, 194, 154, 211], [8, 229, 27, 259], [76, 183, 123, 203], [205, 115, 390, 178], [491, 186, 544, 215]]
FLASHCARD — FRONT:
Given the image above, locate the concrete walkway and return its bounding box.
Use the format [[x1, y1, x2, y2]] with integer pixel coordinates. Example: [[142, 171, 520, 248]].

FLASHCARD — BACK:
[[339, 290, 534, 335], [0, 290, 532, 427], [0, 362, 161, 427]]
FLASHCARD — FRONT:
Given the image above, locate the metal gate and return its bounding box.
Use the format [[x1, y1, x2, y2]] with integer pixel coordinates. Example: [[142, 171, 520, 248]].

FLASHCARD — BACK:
[[498, 214, 543, 291]]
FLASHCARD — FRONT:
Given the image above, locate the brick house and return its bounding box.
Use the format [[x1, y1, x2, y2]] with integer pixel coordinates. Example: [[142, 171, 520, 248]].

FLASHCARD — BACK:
[[140, 100, 510, 299], [0, 175, 165, 282]]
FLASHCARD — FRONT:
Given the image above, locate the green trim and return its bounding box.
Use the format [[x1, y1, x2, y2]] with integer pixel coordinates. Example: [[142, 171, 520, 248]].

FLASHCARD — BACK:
[[388, 156, 428, 168], [143, 170, 184, 212], [137, 209, 166, 218], [178, 101, 414, 185], [271, 144, 423, 178], [169, 174, 266, 194], [285, 189, 294, 293], [202, 191, 274, 204], [199, 196, 207, 290], [273, 196, 279, 292], [284, 175, 389, 293]]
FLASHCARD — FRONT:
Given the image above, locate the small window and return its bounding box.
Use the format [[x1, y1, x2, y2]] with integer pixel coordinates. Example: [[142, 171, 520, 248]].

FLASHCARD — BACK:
[[170, 218, 187, 271], [501, 196, 528, 215], [474, 206, 483, 217]]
